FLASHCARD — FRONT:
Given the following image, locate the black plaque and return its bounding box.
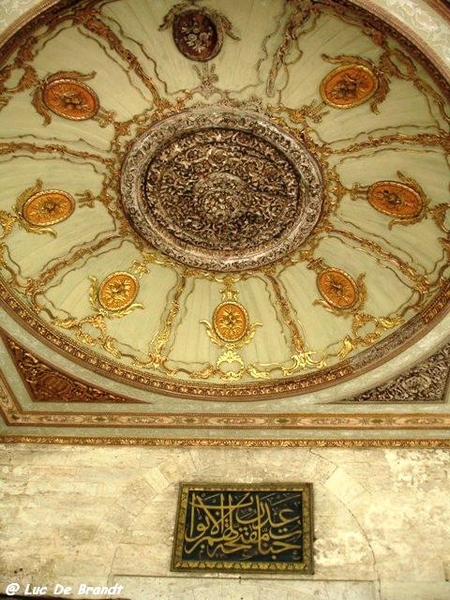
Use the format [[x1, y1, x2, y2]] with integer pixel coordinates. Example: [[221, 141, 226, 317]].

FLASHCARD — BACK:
[[172, 483, 313, 573]]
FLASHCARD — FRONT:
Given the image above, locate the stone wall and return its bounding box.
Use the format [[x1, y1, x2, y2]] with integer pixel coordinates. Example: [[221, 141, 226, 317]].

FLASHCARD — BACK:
[[1, 444, 449, 600]]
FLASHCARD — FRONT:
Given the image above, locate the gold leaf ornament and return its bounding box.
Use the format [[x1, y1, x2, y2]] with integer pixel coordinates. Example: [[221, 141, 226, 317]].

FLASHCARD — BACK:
[[13, 180, 74, 236], [33, 71, 99, 124], [320, 54, 389, 112], [317, 268, 359, 310], [22, 190, 75, 226], [212, 301, 248, 342], [321, 64, 378, 108], [98, 272, 140, 312], [367, 173, 427, 227]]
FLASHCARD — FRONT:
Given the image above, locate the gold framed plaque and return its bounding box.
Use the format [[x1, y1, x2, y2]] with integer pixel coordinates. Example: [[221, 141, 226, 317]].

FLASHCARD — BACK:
[[172, 483, 314, 574]]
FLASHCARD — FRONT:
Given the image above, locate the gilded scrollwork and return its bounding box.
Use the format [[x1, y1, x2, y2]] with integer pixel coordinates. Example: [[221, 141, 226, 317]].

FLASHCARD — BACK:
[[379, 46, 450, 128], [53, 313, 123, 359], [0, 0, 448, 406], [430, 202, 450, 234], [266, 0, 317, 98], [134, 277, 187, 375], [269, 100, 329, 127], [71, 4, 167, 110]]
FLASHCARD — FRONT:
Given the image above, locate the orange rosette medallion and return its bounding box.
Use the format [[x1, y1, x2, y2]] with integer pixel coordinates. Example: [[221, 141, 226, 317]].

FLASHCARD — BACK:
[[98, 272, 139, 312], [213, 301, 248, 343], [368, 181, 423, 219], [43, 79, 99, 120], [317, 268, 359, 310], [320, 64, 378, 109], [22, 189, 75, 226]]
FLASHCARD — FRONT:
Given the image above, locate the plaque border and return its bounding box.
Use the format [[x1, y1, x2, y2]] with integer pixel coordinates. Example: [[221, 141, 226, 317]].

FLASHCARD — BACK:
[[171, 482, 314, 574]]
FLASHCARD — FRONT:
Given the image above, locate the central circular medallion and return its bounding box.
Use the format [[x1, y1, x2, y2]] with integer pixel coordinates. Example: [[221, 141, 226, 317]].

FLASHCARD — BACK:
[[121, 109, 323, 271]]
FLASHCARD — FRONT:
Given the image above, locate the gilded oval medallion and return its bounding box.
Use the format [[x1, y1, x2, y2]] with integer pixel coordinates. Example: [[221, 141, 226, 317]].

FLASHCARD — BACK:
[[98, 272, 139, 311], [213, 301, 248, 342], [320, 65, 378, 108], [368, 181, 423, 219], [317, 268, 359, 310], [43, 79, 99, 120], [173, 9, 222, 61], [22, 189, 75, 226]]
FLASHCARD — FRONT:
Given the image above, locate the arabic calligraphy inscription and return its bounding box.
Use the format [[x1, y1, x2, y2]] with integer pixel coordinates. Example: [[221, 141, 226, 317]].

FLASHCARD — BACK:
[[172, 483, 313, 573]]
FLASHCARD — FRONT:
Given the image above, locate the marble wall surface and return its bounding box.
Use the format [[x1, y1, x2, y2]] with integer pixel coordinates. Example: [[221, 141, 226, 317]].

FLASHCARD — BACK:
[[0, 444, 449, 599]]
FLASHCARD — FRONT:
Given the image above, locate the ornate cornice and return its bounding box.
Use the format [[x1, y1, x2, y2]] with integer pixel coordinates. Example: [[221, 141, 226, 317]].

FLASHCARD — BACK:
[[342, 342, 450, 403], [0, 435, 449, 448], [3, 335, 143, 404]]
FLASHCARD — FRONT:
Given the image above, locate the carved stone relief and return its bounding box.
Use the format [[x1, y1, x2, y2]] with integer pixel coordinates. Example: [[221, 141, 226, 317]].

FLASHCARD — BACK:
[[121, 109, 323, 271], [341, 342, 450, 403]]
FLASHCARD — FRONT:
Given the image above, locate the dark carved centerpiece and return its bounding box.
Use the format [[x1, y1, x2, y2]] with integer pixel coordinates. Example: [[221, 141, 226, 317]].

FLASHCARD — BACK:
[[120, 109, 323, 271]]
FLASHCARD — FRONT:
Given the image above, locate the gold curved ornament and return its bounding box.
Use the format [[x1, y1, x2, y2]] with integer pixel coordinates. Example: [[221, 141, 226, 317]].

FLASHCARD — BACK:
[[216, 348, 245, 380], [98, 272, 139, 312], [368, 181, 424, 219], [320, 64, 379, 108], [42, 79, 99, 120], [213, 301, 248, 343], [317, 268, 359, 310], [22, 189, 75, 226]]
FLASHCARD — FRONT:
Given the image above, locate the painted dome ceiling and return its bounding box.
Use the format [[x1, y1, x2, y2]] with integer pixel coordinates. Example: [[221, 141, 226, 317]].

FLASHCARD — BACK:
[[0, 0, 449, 443]]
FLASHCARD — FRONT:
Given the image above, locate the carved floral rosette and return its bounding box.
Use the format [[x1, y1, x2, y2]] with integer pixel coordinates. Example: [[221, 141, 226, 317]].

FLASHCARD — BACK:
[[98, 272, 139, 311], [213, 301, 249, 343], [320, 64, 379, 109], [121, 108, 323, 271], [22, 189, 75, 226], [42, 78, 99, 120], [317, 268, 359, 310]]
